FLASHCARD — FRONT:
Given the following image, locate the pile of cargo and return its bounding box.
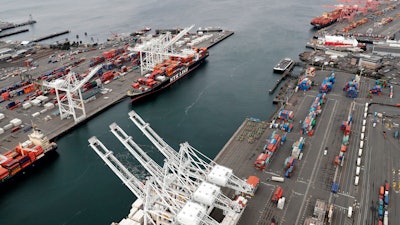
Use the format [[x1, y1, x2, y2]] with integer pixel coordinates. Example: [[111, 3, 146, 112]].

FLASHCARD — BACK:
[[284, 156, 295, 178], [301, 93, 327, 135], [271, 186, 285, 209], [375, 79, 388, 88], [291, 137, 305, 159], [297, 76, 312, 91], [253, 131, 284, 170], [370, 85, 382, 95], [275, 109, 294, 132], [343, 78, 359, 98], [377, 182, 389, 225], [319, 72, 335, 94], [278, 109, 294, 121]]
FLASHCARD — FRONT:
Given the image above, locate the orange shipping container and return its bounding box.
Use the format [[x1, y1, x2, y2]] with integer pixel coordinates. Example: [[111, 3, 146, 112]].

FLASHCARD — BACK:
[[380, 186, 384, 195]]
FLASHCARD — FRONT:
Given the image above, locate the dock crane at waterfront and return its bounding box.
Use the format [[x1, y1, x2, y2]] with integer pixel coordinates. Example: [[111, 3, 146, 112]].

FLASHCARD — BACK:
[[42, 64, 102, 123], [127, 110, 256, 196], [108, 123, 245, 215], [133, 25, 196, 75], [88, 136, 221, 225]]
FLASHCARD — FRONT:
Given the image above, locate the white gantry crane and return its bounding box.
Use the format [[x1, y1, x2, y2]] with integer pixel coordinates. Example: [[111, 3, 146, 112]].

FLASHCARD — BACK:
[[88, 136, 221, 225], [128, 110, 255, 196], [41, 64, 102, 123], [109, 123, 244, 214], [134, 25, 195, 75]]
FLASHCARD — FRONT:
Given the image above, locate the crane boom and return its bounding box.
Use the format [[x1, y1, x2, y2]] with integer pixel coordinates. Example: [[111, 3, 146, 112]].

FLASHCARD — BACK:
[[88, 136, 146, 200], [163, 24, 194, 50], [110, 123, 243, 213], [128, 110, 255, 195], [71, 64, 102, 92]]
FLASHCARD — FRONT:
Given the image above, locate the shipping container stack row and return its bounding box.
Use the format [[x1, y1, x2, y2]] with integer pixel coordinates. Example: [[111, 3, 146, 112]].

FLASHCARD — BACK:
[[282, 137, 305, 178], [377, 182, 390, 225], [334, 113, 353, 167], [343, 76, 360, 98], [319, 72, 335, 94], [0, 117, 24, 135], [291, 137, 305, 159], [1, 81, 36, 102], [253, 131, 284, 170], [301, 93, 327, 136]]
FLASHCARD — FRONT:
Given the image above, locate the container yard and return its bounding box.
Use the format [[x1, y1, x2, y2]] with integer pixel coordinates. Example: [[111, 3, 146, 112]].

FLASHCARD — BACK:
[[3, 0, 400, 224], [0, 26, 234, 183], [87, 1, 400, 224]]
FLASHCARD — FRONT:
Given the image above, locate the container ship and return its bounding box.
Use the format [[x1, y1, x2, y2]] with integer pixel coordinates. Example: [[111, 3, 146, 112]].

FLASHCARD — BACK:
[[310, 9, 342, 29], [127, 47, 209, 103], [0, 127, 58, 183]]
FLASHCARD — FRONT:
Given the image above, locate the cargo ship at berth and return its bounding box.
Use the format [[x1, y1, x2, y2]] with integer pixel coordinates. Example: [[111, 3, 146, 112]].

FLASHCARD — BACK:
[[0, 127, 58, 183], [310, 9, 342, 29], [127, 47, 209, 103]]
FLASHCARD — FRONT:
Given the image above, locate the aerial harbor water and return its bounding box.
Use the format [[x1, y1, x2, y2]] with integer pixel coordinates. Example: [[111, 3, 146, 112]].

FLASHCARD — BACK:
[[0, 0, 323, 224]]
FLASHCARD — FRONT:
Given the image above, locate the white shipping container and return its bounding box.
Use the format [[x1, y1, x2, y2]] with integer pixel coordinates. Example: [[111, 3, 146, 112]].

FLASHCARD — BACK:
[[44, 102, 55, 110], [358, 148, 363, 157], [3, 123, 13, 130], [271, 176, 285, 182], [364, 112, 367, 118], [354, 176, 359, 186], [0, 128, 4, 134], [31, 99, 41, 106], [22, 102, 32, 109], [32, 112, 40, 117], [361, 133, 364, 140], [357, 157, 361, 166], [360, 140, 364, 149], [363, 119, 366, 126], [362, 125, 365, 133], [277, 197, 285, 210], [348, 206, 353, 217], [356, 166, 360, 175], [10, 118, 22, 127], [0, 113, 4, 120], [36, 95, 49, 103]]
